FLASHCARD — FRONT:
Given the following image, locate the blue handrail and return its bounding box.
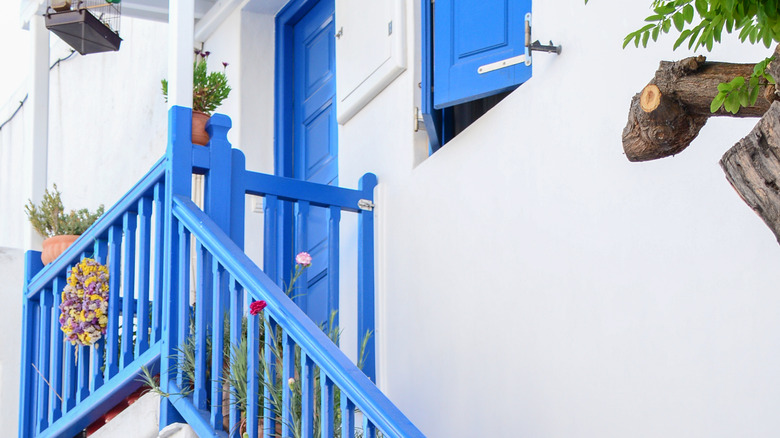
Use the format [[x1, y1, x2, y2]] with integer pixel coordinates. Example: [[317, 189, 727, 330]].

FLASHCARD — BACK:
[[172, 195, 425, 438]]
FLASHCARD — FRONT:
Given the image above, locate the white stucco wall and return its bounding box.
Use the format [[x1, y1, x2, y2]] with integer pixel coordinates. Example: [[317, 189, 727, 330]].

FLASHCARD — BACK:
[[0, 92, 28, 250], [332, 1, 780, 437], [47, 17, 169, 214], [0, 248, 24, 436]]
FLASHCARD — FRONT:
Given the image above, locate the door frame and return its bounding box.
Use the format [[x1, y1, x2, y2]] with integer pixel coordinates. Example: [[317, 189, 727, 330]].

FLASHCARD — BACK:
[[273, 0, 329, 289]]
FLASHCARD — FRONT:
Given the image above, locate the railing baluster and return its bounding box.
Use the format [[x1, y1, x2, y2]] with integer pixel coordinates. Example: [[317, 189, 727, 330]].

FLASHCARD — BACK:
[[49, 276, 65, 425], [294, 201, 310, 311], [176, 222, 191, 392], [363, 417, 377, 438], [246, 300, 260, 438], [341, 396, 355, 438], [106, 224, 122, 379], [36, 287, 52, 433], [30, 301, 40, 433], [62, 341, 77, 413], [321, 375, 334, 438], [90, 239, 108, 393], [327, 206, 340, 328], [136, 197, 153, 356], [301, 353, 314, 438], [263, 195, 279, 284], [228, 275, 243, 438], [281, 332, 295, 438], [210, 260, 224, 430], [263, 316, 278, 438], [121, 211, 138, 369], [194, 242, 211, 409], [77, 344, 90, 402], [152, 182, 165, 343]]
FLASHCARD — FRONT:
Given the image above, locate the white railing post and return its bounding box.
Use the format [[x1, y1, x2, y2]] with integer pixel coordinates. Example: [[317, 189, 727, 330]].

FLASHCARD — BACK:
[[168, 0, 194, 109], [23, 14, 49, 251]]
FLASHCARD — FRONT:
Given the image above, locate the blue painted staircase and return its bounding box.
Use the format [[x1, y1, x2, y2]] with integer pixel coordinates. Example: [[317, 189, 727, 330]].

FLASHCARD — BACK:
[[18, 107, 424, 438]]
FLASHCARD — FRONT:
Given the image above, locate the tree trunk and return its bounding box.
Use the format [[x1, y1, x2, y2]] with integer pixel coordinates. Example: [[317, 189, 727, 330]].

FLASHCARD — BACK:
[[622, 55, 777, 162], [720, 101, 780, 243]]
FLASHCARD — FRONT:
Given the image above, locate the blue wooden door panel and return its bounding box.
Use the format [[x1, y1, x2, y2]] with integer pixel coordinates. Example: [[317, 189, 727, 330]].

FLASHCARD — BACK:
[[433, 0, 531, 109], [293, 0, 337, 326]]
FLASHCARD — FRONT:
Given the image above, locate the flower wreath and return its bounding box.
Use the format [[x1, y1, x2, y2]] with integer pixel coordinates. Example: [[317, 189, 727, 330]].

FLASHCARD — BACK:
[[59, 258, 110, 347]]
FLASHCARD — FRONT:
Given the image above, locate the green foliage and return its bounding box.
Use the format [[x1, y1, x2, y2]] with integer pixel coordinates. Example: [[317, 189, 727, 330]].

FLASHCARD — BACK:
[[711, 56, 776, 112], [161, 52, 231, 116], [623, 0, 780, 51], [588, 0, 780, 114], [25, 184, 104, 238]]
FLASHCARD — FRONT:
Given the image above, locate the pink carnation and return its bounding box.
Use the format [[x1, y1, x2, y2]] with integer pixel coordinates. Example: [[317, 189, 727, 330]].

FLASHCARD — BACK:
[[249, 300, 267, 315], [295, 252, 312, 267]]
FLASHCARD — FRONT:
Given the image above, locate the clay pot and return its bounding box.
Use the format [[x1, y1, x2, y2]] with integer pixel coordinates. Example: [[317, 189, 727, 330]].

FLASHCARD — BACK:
[[192, 111, 211, 146], [41, 234, 79, 265]]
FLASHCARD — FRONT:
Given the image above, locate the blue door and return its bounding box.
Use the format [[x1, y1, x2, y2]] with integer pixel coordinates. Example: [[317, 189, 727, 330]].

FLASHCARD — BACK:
[[292, 0, 337, 326]]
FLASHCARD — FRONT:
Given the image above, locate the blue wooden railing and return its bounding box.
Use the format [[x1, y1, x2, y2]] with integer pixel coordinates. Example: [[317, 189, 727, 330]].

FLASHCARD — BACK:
[[19, 106, 424, 438], [19, 158, 167, 438]]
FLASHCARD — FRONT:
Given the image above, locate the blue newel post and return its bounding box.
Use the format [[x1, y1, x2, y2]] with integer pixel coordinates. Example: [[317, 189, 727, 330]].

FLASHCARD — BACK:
[[159, 106, 193, 427], [18, 251, 44, 438], [357, 173, 378, 382]]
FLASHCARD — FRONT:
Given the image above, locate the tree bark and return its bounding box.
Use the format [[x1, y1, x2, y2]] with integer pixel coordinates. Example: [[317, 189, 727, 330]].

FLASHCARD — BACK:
[[622, 55, 777, 162], [720, 101, 780, 244]]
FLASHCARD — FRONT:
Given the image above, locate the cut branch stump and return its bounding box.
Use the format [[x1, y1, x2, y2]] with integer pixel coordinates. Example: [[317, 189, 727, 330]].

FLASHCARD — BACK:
[[622, 55, 776, 162]]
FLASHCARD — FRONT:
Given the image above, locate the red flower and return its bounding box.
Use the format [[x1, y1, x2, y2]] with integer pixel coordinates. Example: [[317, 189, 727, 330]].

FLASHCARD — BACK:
[[249, 300, 267, 315]]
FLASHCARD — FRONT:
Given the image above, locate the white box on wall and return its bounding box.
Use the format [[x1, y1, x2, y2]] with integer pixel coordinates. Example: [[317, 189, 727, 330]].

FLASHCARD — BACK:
[[335, 0, 406, 124]]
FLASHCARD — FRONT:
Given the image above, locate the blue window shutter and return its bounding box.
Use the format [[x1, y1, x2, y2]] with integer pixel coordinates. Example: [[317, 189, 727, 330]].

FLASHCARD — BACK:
[[433, 0, 531, 109]]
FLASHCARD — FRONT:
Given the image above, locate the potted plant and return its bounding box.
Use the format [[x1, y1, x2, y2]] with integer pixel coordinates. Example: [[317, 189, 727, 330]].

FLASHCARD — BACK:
[[161, 50, 231, 146], [25, 184, 105, 265]]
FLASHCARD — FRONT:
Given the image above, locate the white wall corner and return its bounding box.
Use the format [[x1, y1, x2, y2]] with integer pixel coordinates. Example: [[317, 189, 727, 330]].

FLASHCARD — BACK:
[[19, 0, 46, 30]]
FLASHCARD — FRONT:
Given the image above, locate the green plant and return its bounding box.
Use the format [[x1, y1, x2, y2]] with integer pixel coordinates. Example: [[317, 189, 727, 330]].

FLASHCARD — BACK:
[[590, 0, 780, 114], [25, 184, 104, 238], [161, 50, 231, 116]]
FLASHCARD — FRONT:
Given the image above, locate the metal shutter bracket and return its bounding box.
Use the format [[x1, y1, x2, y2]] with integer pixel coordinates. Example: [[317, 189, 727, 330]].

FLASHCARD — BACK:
[[478, 13, 561, 74]]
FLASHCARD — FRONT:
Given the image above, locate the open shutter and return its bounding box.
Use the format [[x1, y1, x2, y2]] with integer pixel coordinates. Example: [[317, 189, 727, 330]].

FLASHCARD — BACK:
[[433, 0, 531, 109]]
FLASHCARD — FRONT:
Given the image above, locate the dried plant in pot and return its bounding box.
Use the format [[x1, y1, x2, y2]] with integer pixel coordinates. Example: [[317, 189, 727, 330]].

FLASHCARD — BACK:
[[161, 50, 231, 146], [25, 184, 105, 265]]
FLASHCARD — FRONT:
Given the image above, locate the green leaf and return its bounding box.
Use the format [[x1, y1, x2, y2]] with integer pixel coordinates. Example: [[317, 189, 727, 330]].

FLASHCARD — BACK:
[[749, 83, 760, 105], [717, 82, 732, 92], [652, 26, 660, 41], [724, 91, 740, 114], [623, 32, 636, 49], [710, 92, 726, 112], [645, 14, 665, 22], [689, 26, 702, 49], [683, 4, 694, 22], [763, 28, 773, 47], [662, 18, 672, 32], [738, 88, 750, 107], [730, 76, 746, 88], [673, 12, 685, 31], [673, 29, 692, 49], [695, 0, 707, 16], [642, 30, 650, 47]]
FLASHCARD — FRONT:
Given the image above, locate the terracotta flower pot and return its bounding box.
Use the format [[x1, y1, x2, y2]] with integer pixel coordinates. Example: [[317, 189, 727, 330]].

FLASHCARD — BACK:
[[192, 111, 211, 146], [41, 234, 79, 265]]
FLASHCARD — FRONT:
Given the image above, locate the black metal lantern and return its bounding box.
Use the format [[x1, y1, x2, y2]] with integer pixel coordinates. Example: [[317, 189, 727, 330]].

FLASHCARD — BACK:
[[45, 0, 122, 56]]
